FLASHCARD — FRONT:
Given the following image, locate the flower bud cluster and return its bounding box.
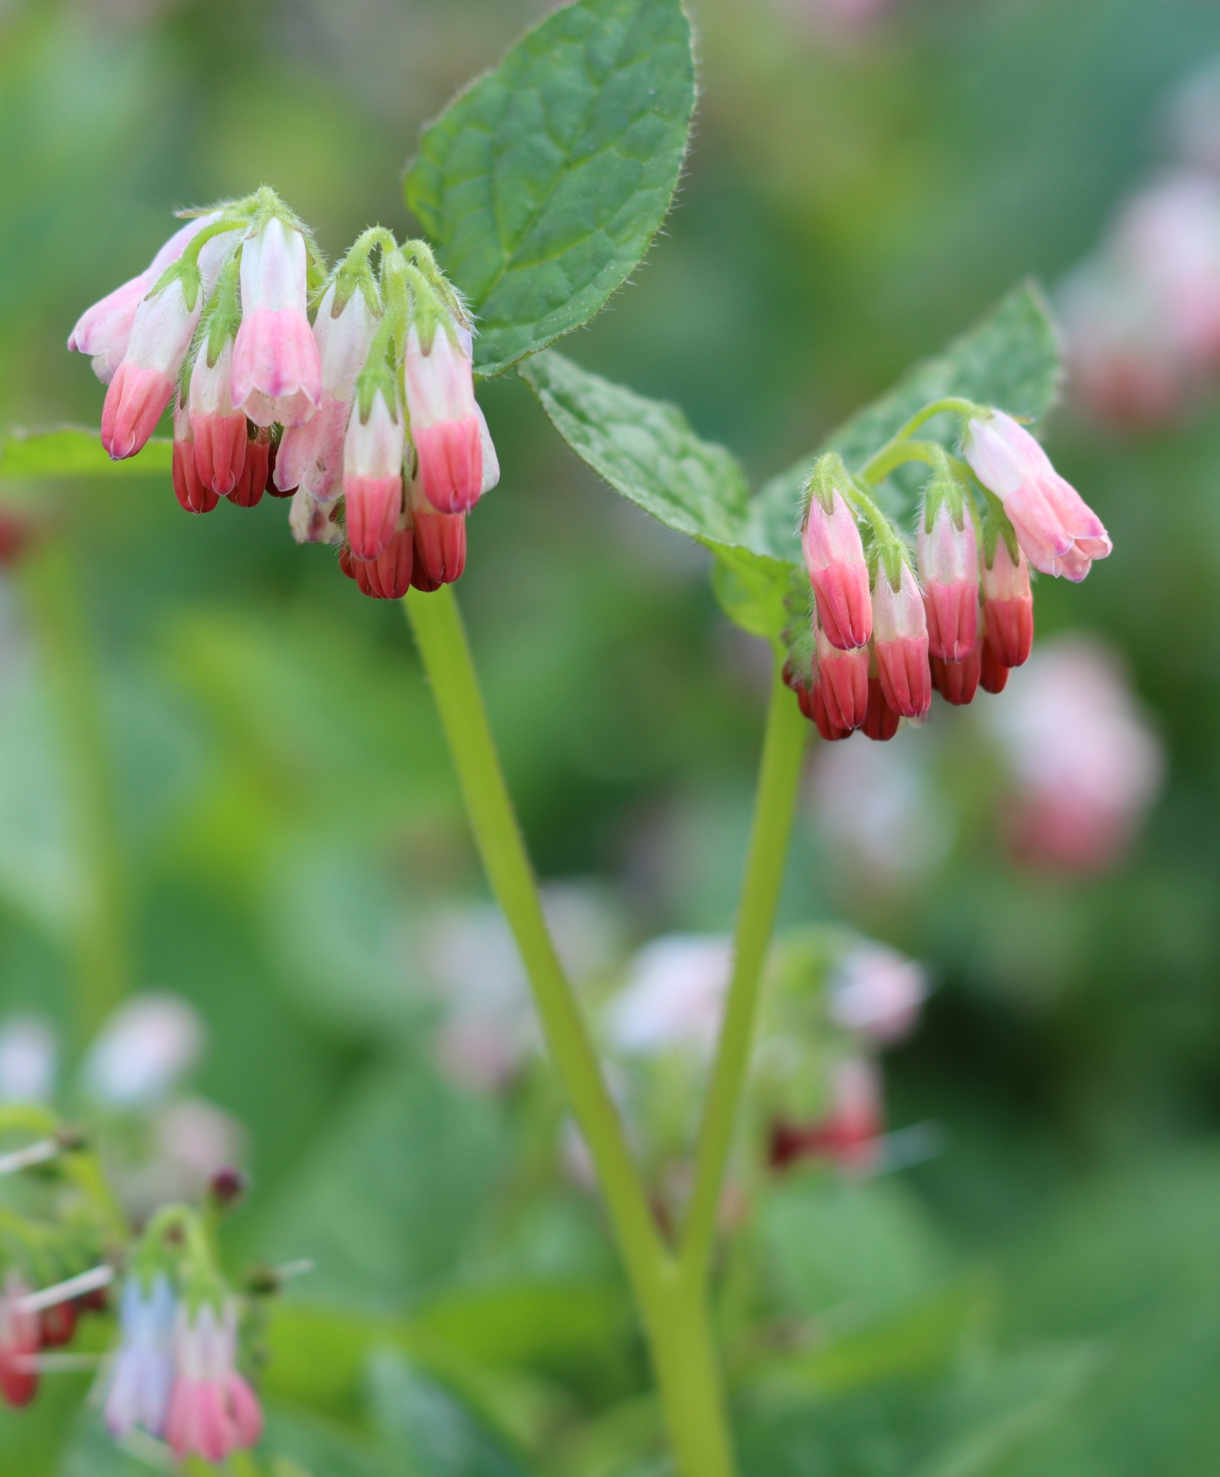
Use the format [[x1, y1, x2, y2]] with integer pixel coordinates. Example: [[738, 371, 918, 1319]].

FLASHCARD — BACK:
[[787, 409, 1110, 741], [69, 192, 500, 601]]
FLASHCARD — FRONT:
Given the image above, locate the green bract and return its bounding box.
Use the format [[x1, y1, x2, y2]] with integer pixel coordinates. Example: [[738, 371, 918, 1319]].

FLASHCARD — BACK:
[[405, 0, 695, 378]]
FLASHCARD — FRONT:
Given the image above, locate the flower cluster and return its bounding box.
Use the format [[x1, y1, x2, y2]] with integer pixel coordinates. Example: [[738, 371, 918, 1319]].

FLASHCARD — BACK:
[[105, 1270, 262, 1464], [68, 188, 499, 599], [786, 406, 1111, 741]]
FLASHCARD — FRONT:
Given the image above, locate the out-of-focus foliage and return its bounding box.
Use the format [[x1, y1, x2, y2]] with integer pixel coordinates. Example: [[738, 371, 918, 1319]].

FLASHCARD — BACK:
[[1, 0, 1218, 1472]]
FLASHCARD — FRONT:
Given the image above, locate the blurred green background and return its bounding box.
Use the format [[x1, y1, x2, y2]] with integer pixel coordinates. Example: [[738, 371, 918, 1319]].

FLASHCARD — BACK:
[[2, 0, 1219, 1472]]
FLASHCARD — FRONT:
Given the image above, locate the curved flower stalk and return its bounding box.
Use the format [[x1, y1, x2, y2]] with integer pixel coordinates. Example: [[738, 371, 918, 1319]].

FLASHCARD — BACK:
[[68, 197, 501, 603]]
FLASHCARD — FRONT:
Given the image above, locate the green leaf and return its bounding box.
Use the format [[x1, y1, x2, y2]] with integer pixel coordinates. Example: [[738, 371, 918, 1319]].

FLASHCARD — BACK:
[[523, 283, 1061, 645], [405, 0, 695, 377], [367, 1352, 532, 1477], [747, 282, 1062, 568], [0, 426, 172, 482], [520, 348, 795, 638]]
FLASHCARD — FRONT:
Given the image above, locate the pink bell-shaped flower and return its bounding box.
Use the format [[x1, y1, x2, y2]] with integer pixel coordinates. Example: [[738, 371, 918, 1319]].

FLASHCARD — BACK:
[[871, 557, 931, 719], [963, 410, 1112, 581], [917, 500, 979, 661], [802, 468, 872, 650], [68, 212, 221, 385], [403, 321, 485, 514], [275, 281, 376, 500], [343, 388, 405, 560], [231, 218, 321, 427]]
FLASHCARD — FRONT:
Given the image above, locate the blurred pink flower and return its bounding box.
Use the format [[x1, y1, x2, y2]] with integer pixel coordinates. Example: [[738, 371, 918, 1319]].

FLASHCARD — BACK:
[[829, 941, 927, 1046], [810, 730, 950, 888], [605, 935, 732, 1058], [988, 638, 1164, 872]]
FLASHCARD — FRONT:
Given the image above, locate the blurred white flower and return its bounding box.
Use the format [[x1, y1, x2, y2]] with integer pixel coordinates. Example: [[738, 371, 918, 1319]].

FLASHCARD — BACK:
[[829, 941, 927, 1045], [112, 1097, 246, 1218], [423, 882, 624, 1092], [605, 934, 732, 1058], [81, 994, 204, 1107], [0, 1015, 57, 1102], [985, 637, 1164, 872]]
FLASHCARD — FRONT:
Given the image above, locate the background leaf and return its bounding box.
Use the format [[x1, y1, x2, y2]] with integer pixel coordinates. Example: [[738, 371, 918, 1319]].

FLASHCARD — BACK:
[[520, 348, 795, 638], [744, 283, 1062, 567], [405, 0, 695, 377], [0, 427, 171, 482]]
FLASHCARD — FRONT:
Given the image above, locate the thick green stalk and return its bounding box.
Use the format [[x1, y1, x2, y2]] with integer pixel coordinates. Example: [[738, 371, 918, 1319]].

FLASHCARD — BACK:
[[680, 656, 806, 1284], [19, 536, 128, 1051], [405, 584, 737, 1477], [403, 588, 664, 1291]]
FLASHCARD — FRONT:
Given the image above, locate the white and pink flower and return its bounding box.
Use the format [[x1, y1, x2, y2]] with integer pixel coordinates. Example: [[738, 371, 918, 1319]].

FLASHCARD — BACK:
[[917, 502, 979, 661], [980, 534, 1034, 669], [343, 389, 405, 560], [101, 231, 237, 461], [275, 281, 376, 501], [68, 213, 221, 385], [403, 322, 484, 513], [104, 1275, 176, 1439], [802, 486, 872, 650], [164, 1302, 262, 1464], [0, 1272, 40, 1408], [871, 558, 931, 719], [187, 339, 247, 497], [231, 218, 321, 427], [813, 624, 869, 734], [962, 411, 1111, 582]]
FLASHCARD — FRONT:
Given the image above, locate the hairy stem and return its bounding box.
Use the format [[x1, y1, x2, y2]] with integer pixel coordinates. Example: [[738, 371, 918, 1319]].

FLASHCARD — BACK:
[[680, 655, 806, 1284]]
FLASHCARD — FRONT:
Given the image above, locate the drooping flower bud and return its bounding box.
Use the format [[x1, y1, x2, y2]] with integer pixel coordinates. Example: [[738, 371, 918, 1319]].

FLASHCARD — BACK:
[[979, 635, 1011, 694], [231, 217, 321, 427], [962, 410, 1112, 581], [871, 552, 931, 718], [814, 625, 869, 734], [801, 455, 872, 650], [164, 1301, 262, 1463], [917, 498, 979, 661], [172, 400, 218, 515], [0, 1272, 40, 1408], [930, 647, 981, 706], [275, 279, 377, 501], [409, 475, 467, 589], [101, 230, 238, 460], [68, 212, 222, 385], [187, 339, 247, 498], [347, 520, 415, 600], [861, 677, 900, 741], [104, 1275, 177, 1439], [227, 427, 270, 508], [403, 318, 484, 514], [980, 529, 1034, 668], [343, 385, 405, 559]]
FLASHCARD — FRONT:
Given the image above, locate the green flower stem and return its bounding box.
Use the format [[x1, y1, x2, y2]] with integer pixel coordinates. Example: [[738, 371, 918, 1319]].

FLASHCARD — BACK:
[[679, 655, 807, 1285], [858, 437, 973, 488], [403, 588, 663, 1282], [19, 536, 128, 1055], [405, 583, 743, 1477]]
